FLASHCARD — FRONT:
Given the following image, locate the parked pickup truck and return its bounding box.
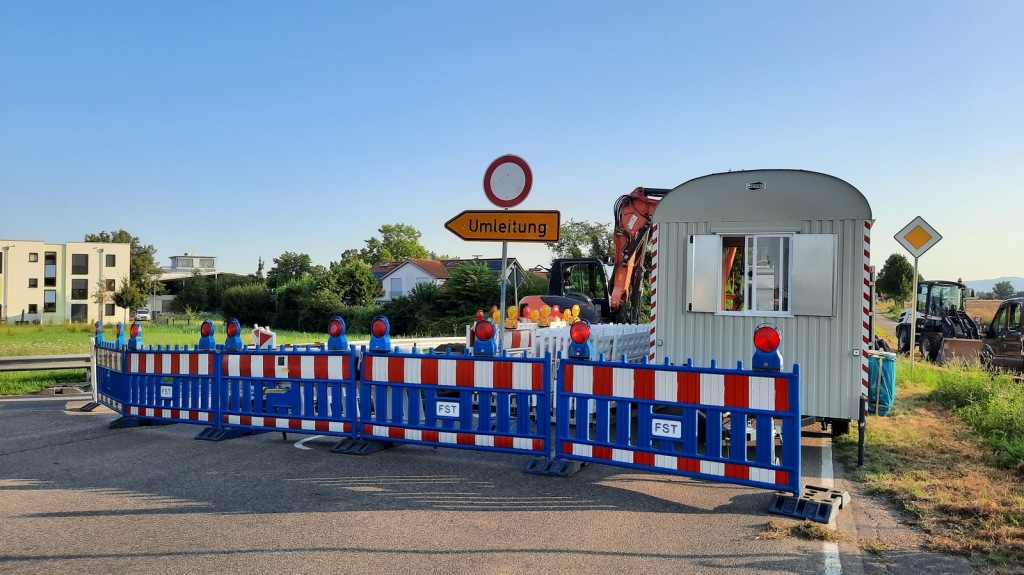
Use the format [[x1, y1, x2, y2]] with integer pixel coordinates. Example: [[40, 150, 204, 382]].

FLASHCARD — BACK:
[[981, 297, 1023, 371]]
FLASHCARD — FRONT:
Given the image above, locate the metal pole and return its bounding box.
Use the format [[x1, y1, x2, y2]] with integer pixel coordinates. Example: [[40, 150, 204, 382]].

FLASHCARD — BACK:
[[498, 240, 508, 353], [909, 257, 919, 376], [97, 248, 104, 324], [1, 245, 9, 323], [868, 266, 876, 350], [857, 395, 866, 467]]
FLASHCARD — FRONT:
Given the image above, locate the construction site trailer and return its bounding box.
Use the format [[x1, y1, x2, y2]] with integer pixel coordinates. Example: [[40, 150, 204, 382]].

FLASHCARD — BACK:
[[650, 169, 872, 423]]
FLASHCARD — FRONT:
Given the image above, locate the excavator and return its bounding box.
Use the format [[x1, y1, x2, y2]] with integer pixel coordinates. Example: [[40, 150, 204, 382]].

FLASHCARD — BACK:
[[520, 187, 670, 324]]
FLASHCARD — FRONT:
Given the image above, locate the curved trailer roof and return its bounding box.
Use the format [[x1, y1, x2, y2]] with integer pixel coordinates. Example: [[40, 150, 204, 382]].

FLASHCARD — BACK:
[[653, 169, 872, 222]]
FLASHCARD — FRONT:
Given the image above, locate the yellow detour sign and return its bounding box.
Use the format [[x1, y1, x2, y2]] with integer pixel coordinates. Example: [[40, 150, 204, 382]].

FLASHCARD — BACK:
[[895, 216, 942, 258], [445, 210, 560, 242]]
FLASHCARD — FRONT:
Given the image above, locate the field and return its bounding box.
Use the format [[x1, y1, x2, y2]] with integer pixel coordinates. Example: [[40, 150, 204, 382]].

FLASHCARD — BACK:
[[966, 299, 1003, 325], [0, 322, 347, 395]]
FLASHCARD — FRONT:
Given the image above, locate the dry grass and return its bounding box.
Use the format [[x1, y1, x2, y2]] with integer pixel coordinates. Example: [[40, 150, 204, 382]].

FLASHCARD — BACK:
[[966, 300, 1003, 325], [835, 381, 1024, 572], [759, 518, 846, 542]]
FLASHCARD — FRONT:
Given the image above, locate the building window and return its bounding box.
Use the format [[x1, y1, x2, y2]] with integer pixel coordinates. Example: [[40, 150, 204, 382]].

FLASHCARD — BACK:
[[44, 252, 57, 286], [71, 254, 88, 275], [70, 304, 88, 323], [178, 258, 193, 268], [0, 251, 3, 273], [719, 235, 790, 314], [29, 278, 38, 288], [28, 304, 38, 314], [71, 279, 88, 300], [199, 258, 214, 268], [105, 303, 115, 316], [43, 290, 56, 313], [105, 279, 115, 292], [29, 252, 39, 262], [390, 278, 403, 298], [106, 254, 116, 267]]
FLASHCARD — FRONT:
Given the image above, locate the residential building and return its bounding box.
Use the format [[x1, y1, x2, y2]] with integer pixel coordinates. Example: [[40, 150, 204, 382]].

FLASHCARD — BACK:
[[155, 252, 238, 313], [373, 257, 527, 302], [0, 239, 131, 324]]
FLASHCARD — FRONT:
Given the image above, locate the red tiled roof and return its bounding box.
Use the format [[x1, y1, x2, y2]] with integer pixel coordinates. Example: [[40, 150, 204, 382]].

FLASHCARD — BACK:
[[404, 259, 450, 279]]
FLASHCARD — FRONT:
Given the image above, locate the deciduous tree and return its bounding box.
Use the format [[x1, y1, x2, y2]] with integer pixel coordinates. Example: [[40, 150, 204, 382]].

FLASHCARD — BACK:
[[876, 253, 916, 306], [992, 281, 1016, 300], [547, 220, 613, 261], [360, 224, 429, 264], [266, 252, 312, 289], [84, 230, 164, 296]]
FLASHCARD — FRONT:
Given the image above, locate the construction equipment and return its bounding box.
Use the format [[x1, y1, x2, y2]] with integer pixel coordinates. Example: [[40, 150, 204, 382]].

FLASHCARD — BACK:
[[520, 187, 670, 324], [895, 280, 981, 364]]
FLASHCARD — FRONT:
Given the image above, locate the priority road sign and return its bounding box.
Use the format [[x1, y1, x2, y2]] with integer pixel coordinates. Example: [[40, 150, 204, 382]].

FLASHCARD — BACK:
[[895, 216, 942, 258], [445, 210, 559, 242]]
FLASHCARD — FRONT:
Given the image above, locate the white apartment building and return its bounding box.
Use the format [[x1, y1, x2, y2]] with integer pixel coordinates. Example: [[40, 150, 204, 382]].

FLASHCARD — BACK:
[[0, 239, 131, 325]]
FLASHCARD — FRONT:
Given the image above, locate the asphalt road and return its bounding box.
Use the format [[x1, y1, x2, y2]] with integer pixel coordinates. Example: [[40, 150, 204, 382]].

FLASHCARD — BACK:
[[0, 394, 975, 575]]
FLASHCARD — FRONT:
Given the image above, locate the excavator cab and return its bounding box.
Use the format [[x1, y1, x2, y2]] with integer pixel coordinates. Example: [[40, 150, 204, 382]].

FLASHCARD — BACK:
[[519, 258, 612, 324]]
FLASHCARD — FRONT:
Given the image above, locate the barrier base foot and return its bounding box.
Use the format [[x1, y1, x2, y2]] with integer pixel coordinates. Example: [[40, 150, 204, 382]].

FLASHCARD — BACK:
[[108, 416, 176, 429], [330, 439, 394, 455], [767, 485, 851, 524], [194, 426, 257, 441], [523, 457, 584, 477], [79, 401, 101, 412]]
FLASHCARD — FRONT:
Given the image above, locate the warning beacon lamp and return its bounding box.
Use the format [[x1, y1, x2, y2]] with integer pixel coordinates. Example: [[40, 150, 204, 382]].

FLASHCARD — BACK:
[[94, 321, 104, 343], [472, 318, 498, 356], [327, 316, 348, 351], [752, 323, 783, 372], [115, 322, 125, 348], [127, 322, 144, 350], [198, 319, 216, 350], [224, 318, 243, 351], [369, 316, 391, 352], [567, 320, 594, 360]]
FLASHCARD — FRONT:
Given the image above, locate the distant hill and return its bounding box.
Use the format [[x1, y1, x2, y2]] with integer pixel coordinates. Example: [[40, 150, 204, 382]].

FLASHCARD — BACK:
[[962, 277, 1024, 293]]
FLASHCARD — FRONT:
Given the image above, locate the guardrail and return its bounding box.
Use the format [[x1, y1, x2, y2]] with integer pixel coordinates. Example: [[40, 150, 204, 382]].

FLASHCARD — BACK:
[[0, 354, 92, 372]]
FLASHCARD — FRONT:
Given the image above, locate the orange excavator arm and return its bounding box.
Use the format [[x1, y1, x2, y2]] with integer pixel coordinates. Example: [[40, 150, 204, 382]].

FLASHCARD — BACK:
[[609, 187, 671, 324]]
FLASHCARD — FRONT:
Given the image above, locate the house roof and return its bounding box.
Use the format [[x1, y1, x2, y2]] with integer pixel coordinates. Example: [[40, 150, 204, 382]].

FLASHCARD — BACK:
[[376, 258, 451, 282]]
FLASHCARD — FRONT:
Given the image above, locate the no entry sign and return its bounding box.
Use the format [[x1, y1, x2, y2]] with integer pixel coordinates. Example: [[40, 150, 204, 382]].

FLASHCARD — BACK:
[[483, 155, 532, 208]]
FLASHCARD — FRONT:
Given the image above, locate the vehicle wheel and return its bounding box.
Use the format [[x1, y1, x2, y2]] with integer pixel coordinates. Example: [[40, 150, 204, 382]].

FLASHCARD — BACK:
[[920, 333, 940, 361], [831, 419, 850, 436], [897, 326, 910, 353]]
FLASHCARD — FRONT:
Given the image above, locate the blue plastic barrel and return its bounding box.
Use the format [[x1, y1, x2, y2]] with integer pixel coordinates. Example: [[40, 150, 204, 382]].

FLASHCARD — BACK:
[[868, 352, 897, 415]]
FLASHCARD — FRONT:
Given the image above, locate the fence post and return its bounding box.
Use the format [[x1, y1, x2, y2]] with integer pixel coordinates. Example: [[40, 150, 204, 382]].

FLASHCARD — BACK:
[[212, 347, 224, 430]]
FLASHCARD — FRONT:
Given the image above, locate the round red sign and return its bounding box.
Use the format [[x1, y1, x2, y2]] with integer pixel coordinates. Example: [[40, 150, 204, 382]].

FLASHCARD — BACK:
[[483, 155, 532, 208]]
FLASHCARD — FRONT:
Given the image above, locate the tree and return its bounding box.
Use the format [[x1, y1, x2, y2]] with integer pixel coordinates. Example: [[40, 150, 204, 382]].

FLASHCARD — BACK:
[[992, 281, 1016, 300], [439, 263, 500, 318], [876, 253, 916, 306], [84, 229, 164, 296], [547, 220, 614, 261], [266, 252, 312, 289], [92, 279, 112, 323], [333, 260, 382, 305], [176, 270, 208, 311], [338, 249, 362, 264], [360, 223, 429, 264], [298, 289, 346, 333], [112, 280, 147, 323]]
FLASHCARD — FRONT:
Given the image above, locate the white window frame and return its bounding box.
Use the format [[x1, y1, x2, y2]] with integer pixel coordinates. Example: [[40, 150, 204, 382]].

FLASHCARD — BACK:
[[716, 233, 794, 318]]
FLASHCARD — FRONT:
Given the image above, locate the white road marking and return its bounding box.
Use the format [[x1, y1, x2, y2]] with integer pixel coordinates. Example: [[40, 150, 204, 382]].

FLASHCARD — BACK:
[[294, 435, 325, 450], [821, 439, 842, 575]]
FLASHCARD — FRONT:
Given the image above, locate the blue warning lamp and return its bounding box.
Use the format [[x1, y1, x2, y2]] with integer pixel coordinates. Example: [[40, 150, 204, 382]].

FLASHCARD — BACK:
[[368, 316, 391, 352], [198, 319, 216, 350], [752, 323, 783, 372], [567, 321, 595, 360], [327, 316, 348, 351], [127, 322, 144, 350], [115, 322, 126, 348], [224, 318, 243, 351], [472, 319, 498, 356], [94, 321, 105, 343]]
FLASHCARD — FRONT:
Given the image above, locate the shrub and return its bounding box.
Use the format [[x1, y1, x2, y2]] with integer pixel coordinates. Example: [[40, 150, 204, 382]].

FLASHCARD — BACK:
[[221, 284, 274, 327], [337, 305, 381, 336], [297, 289, 345, 334]]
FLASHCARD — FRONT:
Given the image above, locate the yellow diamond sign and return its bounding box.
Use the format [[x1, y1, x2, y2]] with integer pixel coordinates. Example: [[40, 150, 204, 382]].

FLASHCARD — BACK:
[[895, 217, 942, 258]]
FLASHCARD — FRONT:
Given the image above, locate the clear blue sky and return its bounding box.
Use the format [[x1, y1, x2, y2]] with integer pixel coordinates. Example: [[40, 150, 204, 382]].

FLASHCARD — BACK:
[[2, 2, 1022, 282]]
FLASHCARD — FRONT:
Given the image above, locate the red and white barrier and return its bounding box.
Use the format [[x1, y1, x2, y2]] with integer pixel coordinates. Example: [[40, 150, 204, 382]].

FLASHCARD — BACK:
[[362, 355, 544, 390]]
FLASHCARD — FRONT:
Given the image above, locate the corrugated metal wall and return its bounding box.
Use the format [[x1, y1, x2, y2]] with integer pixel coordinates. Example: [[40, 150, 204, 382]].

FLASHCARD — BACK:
[[654, 219, 864, 420]]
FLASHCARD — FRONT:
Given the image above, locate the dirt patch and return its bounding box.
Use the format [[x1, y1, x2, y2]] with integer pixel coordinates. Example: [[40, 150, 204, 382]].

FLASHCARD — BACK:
[[758, 519, 846, 542]]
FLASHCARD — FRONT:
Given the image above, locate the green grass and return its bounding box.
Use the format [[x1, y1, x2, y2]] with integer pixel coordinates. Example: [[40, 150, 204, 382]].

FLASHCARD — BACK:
[[0, 321, 353, 357], [0, 322, 367, 395]]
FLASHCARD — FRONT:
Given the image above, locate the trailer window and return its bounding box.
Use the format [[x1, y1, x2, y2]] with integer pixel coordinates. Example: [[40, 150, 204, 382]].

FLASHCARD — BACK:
[[720, 235, 790, 314]]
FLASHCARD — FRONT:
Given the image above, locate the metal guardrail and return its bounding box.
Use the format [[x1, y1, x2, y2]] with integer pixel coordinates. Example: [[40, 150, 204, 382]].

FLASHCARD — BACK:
[[0, 354, 91, 372]]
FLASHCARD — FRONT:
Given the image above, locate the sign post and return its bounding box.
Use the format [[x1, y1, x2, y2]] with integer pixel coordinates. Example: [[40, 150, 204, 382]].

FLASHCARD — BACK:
[[484, 155, 533, 352], [894, 216, 942, 374]]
